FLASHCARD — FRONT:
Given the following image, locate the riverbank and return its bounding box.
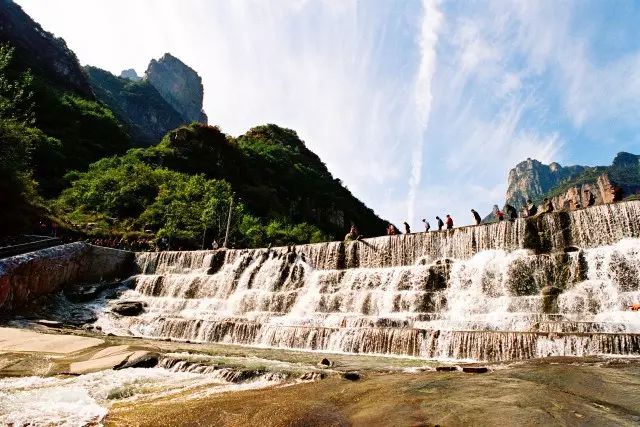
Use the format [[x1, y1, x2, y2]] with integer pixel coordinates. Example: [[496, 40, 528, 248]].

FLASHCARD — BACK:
[[107, 360, 640, 426], [1, 326, 640, 426]]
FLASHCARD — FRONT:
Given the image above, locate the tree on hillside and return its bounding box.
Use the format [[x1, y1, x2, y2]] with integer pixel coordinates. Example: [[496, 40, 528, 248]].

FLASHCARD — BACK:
[[0, 44, 34, 125]]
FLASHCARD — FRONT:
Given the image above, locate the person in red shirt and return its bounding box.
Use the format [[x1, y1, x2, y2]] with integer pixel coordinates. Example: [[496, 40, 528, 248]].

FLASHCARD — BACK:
[[445, 214, 453, 230], [387, 224, 396, 235]]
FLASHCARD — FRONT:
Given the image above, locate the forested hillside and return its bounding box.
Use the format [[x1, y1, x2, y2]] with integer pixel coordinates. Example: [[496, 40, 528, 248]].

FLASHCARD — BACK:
[[55, 124, 387, 248], [0, 0, 386, 245]]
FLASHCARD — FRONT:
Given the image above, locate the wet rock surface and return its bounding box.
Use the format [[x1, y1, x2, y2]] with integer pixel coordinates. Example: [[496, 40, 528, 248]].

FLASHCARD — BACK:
[[64, 281, 125, 303], [462, 366, 489, 373], [106, 359, 640, 427], [114, 352, 159, 370], [342, 372, 361, 381], [33, 319, 63, 328], [436, 366, 458, 372], [110, 301, 144, 316]]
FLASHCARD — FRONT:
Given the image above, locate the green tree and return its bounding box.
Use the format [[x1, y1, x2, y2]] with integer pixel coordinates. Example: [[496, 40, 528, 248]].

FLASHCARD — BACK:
[[0, 44, 35, 125]]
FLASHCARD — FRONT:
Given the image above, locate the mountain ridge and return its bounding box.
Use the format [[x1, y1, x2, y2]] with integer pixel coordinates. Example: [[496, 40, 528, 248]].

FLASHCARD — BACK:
[[505, 152, 640, 211]]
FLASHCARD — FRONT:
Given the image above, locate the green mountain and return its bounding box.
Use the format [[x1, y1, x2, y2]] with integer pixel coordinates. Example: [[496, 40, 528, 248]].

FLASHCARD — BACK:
[[0, 0, 130, 233], [55, 123, 387, 247], [0, 0, 386, 244]]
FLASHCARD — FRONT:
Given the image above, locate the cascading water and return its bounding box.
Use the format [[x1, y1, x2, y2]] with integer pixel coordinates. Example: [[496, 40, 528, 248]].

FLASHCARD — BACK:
[[95, 201, 640, 362]]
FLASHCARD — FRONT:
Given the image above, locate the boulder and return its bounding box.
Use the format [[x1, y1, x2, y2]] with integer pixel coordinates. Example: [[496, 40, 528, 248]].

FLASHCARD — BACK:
[[320, 358, 331, 367], [102, 287, 125, 300], [342, 371, 361, 381], [435, 366, 458, 372], [65, 281, 127, 303], [33, 319, 63, 328], [462, 366, 489, 374], [110, 301, 144, 316], [541, 286, 562, 314], [300, 372, 326, 381], [114, 351, 159, 370]]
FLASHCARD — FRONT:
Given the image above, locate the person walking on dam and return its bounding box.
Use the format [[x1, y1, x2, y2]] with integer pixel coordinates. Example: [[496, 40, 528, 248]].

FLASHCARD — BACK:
[[526, 199, 538, 216], [446, 215, 454, 230], [471, 209, 482, 225], [387, 223, 401, 236], [436, 216, 444, 231], [345, 225, 361, 241], [404, 222, 411, 234], [422, 218, 431, 232]]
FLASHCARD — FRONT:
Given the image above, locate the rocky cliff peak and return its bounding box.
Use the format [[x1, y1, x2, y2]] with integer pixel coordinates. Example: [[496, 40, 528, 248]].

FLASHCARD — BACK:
[[119, 68, 141, 82], [145, 53, 207, 124], [0, 0, 93, 98], [505, 158, 586, 209], [612, 152, 640, 168]]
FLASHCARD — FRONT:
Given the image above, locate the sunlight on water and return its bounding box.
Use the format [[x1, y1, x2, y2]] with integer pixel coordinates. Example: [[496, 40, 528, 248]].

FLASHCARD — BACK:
[[92, 203, 640, 361]]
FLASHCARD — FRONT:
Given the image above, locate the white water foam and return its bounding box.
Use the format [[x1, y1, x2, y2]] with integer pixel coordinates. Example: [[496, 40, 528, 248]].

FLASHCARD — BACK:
[[0, 366, 283, 426]]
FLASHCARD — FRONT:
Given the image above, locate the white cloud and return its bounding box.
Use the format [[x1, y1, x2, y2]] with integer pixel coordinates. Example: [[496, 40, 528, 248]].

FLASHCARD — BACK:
[[13, 0, 640, 233], [408, 0, 443, 224]]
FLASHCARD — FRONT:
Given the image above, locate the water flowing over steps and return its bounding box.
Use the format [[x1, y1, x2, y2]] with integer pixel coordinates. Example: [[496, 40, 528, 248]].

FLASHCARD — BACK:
[[95, 201, 640, 362]]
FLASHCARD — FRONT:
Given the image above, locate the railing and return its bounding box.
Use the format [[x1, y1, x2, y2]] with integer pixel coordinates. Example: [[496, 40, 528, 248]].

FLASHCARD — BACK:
[[0, 235, 61, 259]]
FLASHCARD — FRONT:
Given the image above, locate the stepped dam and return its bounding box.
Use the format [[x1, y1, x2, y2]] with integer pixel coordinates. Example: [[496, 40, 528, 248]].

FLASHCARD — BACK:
[[4, 201, 640, 362], [89, 201, 640, 362]]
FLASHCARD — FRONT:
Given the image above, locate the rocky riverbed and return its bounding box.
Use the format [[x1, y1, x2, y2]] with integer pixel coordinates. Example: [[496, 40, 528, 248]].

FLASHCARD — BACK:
[[1, 325, 640, 426], [3, 202, 640, 425]]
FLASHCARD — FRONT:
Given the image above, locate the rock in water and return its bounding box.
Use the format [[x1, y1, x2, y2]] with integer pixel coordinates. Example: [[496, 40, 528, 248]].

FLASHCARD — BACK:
[[64, 281, 125, 303], [114, 352, 159, 370], [541, 286, 562, 314], [342, 372, 361, 381], [110, 301, 144, 316], [34, 319, 63, 328], [145, 53, 207, 124], [462, 367, 489, 374], [436, 366, 458, 372]]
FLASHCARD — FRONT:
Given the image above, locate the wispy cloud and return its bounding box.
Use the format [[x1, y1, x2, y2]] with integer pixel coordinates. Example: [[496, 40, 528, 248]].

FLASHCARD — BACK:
[[15, 0, 640, 229], [408, 0, 443, 224]]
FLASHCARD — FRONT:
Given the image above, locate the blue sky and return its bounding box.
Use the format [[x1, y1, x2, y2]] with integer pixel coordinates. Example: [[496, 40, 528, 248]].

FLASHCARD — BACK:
[[16, 0, 640, 228]]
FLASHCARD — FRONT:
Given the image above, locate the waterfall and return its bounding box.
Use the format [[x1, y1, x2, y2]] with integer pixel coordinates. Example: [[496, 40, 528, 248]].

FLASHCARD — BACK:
[[95, 201, 640, 361]]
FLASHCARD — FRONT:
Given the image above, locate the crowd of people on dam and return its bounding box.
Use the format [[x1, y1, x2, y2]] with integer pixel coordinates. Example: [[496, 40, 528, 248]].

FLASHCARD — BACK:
[[346, 187, 630, 241], [20, 183, 632, 251]]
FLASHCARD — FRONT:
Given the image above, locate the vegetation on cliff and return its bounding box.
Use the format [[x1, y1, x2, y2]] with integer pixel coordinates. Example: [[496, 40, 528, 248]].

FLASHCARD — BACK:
[[84, 66, 184, 145], [540, 152, 640, 201], [0, 2, 385, 245], [506, 152, 640, 209], [54, 123, 386, 247], [0, 40, 130, 234]]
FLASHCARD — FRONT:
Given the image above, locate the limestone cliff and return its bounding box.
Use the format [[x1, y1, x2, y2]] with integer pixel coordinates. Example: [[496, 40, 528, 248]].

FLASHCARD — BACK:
[[0, 0, 93, 98], [506, 152, 640, 211], [548, 174, 617, 211], [145, 53, 207, 124], [119, 68, 142, 82], [85, 66, 185, 145], [505, 159, 586, 209]]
